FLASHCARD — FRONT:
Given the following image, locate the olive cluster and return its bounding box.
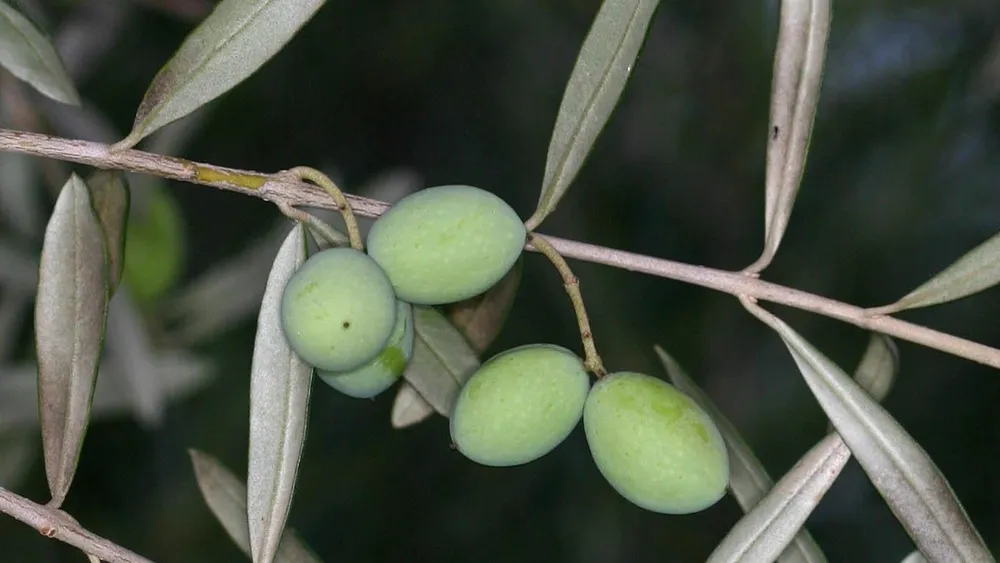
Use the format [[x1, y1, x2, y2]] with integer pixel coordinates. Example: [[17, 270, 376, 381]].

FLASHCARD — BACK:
[[280, 185, 730, 515]]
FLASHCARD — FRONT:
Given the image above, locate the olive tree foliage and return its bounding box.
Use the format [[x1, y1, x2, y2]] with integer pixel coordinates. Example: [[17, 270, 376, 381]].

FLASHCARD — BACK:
[[0, 0, 998, 562]]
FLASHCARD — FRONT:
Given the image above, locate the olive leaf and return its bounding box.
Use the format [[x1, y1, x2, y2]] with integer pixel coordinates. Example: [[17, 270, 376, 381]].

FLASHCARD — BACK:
[[390, 382, 435, 429], [1, 352, 214, 431], [529, 0, 660, 228], [873, 230, 1000, 314], [105, 286, 166, 427], [402, 306, 480, 416], [751, 0, 831, 271], [900, 551, 928, 563], [747, 303, 994, 563], [35, 173, 111, 508], [852, 333, 898, 403], [446, 258, 522, 354], [190, 450, 323, 563], [655, 346, 828, 563], [706, 432, 850, 563], [0, 0, 80, 105], [166, 220, 290, 345], [247, 223, 313, 563], [113, 0, 326, 149], [85, 170, 130, 293]]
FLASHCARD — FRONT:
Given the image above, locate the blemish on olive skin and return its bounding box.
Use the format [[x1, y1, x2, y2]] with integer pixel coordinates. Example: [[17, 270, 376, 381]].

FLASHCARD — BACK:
[[342, 321, 351, 329]]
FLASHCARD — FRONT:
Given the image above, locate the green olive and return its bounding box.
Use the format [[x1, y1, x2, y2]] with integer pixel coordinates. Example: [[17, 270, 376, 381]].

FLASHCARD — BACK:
[[584, 372, 729, 514], [280, 247, 396, 372], [450, 344, 590, 467], [122, 186, 185, 304], [318, 301, 414, 398], [366, 185, 525, 305]]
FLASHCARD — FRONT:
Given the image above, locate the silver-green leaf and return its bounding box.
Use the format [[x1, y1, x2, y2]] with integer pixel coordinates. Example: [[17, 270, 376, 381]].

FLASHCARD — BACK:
[[35, 173, 110, 507], [747, 303, 995, 563], [655, 345, 828, 563], [105, 286, 166, 427], [190, 450, 322, 563], [446, 258, 521, 355], [707, 432, 850, 563], [1, 352, 214, 431], [0, 1, 80, 105], [873, 231, 1000, 314], [528, 0, 659, 229], [852, 333, 898, 403], [901, 551, 928, 563], [401, 306, 480, 416], [749, 0, 831, 272], [247, 223, 313, 563], [85, 170, 130, 294], [113, 0, 326, 149], [390, 382, 435, 429]]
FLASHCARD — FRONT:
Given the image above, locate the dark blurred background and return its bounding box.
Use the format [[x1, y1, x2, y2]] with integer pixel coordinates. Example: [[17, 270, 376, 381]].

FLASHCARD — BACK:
[[2, 0, 1000, 561]]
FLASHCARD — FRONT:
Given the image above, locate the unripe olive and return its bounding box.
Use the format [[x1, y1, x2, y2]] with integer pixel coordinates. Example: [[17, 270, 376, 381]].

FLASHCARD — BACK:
[[584, 372, 729, 515], [318, 301, 414, 398], [123, 187, 185, 304], [450, 344, 590, 467], [280, 247, 396, 372], [366, 185, 526, 305]]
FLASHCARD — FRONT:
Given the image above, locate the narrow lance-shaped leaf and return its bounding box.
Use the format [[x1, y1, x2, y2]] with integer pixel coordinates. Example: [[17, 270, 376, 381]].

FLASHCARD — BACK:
[[852, 333, 898, 403], [105, 286, 166, 427], [402, 306, 480, 416], [447, 258, 522, 355], [707, 432, 851, 563], [901, 551, 929, 563], [1, 352, 214, 431], [247, 223, 313, 563], [750, 0, 831, 271], [113, 0, 326, 149], [390, 382, 435, 429], [872, 230, 1000, 314], [655, 346, 828, 563], [35, 173, 111, 507], [190, 450, 322, 563], [528, 0, 660, 229], [746, 303, 995, 563], [85, 170, 130, 294], [0, 1, 80, 105], [828, 332, 900, 433]]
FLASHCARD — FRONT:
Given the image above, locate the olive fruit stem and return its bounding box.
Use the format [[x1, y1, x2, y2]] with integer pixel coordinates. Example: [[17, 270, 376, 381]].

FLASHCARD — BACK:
[[280, 166, 364, 250], [276, 202, 349, 248], [528, 233, 606, 377]]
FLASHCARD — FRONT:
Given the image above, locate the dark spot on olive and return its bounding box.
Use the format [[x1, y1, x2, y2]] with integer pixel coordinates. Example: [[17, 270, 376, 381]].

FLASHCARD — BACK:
[[342, 321, 351, 329]]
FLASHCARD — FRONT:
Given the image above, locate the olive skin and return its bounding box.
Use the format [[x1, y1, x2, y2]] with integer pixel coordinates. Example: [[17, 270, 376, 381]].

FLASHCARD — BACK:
[[450, 344, 590, 467], [584, 372, 729, 515], [318, 301, 414, 398], [366, 185, 526, 305], [280, 247, 396, 372]]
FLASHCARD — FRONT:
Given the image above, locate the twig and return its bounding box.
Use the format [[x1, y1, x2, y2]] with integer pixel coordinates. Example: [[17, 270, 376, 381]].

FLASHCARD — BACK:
[[0, 486, 154, 563], [1, 128, 999, 370], [527, 233, 606, 376]]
